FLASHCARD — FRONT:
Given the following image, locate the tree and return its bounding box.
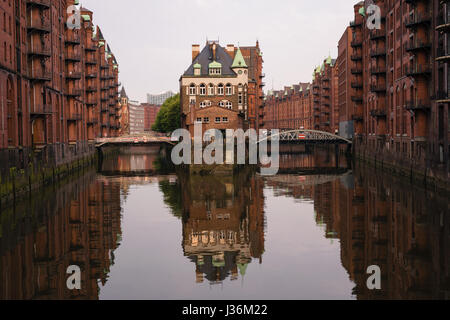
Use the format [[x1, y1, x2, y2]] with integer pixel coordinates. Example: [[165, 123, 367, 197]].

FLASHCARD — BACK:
[[152, 94, 181, 133]]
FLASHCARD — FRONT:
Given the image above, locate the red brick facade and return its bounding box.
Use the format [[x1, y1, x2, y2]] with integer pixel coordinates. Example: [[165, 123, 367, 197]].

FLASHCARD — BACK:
[[259, 0, 449, 186], [0, 1, 120, 169], [142, 103, 161, 132]]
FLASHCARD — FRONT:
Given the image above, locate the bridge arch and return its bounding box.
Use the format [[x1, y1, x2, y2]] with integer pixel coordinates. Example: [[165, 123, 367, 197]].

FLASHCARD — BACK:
[[257, 129, 353, 145]]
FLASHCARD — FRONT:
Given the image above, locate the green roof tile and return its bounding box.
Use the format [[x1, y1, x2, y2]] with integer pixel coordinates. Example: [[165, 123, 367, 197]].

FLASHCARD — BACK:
[[231, 48, 248, 68]]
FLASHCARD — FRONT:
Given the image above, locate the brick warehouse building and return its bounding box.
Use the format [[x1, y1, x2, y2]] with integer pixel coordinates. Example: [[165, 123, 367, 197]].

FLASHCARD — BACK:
[[347, 0, 449, 187], [0, 0, 120, 200], [259, 0, 449, 187], [180, 41, 264, 136]]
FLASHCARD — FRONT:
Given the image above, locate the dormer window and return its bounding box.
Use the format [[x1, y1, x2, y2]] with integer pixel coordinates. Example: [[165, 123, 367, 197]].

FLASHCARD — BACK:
[[209, 61, 222, 75], [209, 68, 221, 75], [193, 63, 201, 76]]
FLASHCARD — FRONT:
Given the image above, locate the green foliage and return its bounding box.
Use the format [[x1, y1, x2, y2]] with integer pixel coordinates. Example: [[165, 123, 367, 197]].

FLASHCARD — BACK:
[[152, 94, 181, 133]]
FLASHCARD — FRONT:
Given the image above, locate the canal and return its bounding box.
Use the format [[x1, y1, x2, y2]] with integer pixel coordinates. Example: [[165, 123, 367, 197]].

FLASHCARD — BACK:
[[0, 147, 448, 300]]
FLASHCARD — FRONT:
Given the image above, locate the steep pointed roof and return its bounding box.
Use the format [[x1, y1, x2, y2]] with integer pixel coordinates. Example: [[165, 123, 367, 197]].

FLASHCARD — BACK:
[[231, 48, 248, 68], [183, 42, 235, 76], [120, 87, 127, 98]]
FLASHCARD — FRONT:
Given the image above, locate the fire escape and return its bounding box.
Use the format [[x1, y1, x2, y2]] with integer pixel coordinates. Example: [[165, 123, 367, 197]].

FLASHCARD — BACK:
[[350, 10, 364, 139], [27, 0, 52, 147], [405, 0, 432, 142], [369, 0, 387, 148]]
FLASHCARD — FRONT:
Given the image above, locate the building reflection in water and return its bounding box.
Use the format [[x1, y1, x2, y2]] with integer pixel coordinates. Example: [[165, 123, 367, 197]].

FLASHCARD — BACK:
[[0, 170, 123, 300], [166, 169, 266, 285], [0, 148, 448, 299], [265, 163, 450, 300]]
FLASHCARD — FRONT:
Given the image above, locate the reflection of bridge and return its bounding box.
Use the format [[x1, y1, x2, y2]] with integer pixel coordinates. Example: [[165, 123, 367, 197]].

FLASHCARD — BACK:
[[259, 129, 352, 145], [264, 171, 352, 187], [95, 134, 175, 148]]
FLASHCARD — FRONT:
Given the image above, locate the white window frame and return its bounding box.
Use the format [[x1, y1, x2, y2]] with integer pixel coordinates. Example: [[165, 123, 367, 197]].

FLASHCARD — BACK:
[[217, 84, 224, 95], [225, 84, 232, 95], [189, 84, 196, 95], [222, 117, 229, 123], [208, 84, 215, 96], [226, 101, 232, 109], [215, 117, 221, 123], [199, 84, 206, 96]]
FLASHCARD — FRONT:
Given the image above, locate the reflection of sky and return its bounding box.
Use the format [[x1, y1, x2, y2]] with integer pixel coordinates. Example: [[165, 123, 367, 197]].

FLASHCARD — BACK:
[[99, 181, 355, 300]]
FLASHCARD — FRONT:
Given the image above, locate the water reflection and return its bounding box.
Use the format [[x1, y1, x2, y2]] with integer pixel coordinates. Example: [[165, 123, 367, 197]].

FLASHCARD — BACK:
[[175, 170, 265, 284], [0, 170, 122, 300], [0, 150, 448, 299]]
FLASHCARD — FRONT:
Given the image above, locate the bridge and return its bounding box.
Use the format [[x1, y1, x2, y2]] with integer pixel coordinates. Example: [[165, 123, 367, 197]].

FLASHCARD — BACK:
[[258, 129, 353, 145], [95, 134, 175, 148]]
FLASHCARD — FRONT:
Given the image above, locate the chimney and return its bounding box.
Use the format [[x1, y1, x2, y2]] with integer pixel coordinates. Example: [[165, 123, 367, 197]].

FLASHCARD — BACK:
[[192, 44, 200, 62], [226, 44, 235, 59]]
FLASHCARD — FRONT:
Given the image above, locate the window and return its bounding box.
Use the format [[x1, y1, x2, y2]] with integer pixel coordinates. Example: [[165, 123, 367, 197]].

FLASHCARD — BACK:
[[209, 68, 221, 75], [200, 101, 207, 108], [203, 117, 210, 123], [225, 84, 232, 95], [217, 84, 224, 95], [222, 117, 228, 123], [189, 84, 196, 95], [196, 118, 202, 123], [219, 101, 225, 108], [208, 84, 214, 96], [238, 93, 243, 105], [199, 84, 206, 95], [215, 117, 221, 123], [226, 101, 232, 109]]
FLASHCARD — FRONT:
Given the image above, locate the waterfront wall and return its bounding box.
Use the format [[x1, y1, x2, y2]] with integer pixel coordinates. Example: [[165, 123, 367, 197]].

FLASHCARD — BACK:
[[0, 142, 97, 206]]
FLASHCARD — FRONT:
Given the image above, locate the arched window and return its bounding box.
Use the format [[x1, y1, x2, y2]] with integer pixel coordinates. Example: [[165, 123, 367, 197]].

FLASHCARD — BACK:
[[208, 84, 214, 96], [225, 83, 232, 95], [217, 83, 224, 95], [189, 84, 196, 95], [199, 84, 206, 96]]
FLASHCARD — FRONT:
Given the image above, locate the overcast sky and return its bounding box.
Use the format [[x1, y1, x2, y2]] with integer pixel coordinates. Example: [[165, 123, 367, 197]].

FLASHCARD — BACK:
[[80, 0, 358, 103]]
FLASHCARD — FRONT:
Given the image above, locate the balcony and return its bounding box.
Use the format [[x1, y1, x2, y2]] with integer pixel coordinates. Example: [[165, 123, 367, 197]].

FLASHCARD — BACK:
[[405, 100, 431, 111], [406, 39, 431, 52], [351, 39, 363, 47], [28, 47, 51, 58], [29, 69, 52, 82], [85, 43, 98, 52], [371, 67, 387, 75], [351, 82, 363, 89], [370, 109, 387, 118], [436, 14, 450, 32], [87, 119, 98, 126], [65, 51, 82, 62], [370, 48, 386, 58], [260, 73, 266, 78], [351, 68, 362, 75], [86, 86, 97, 92], [65, 71, 82, 80], [351, 53, 362, 61], [30, 104, 52, 117], [436, 47, 450, 62], [26, 0, 50, 8], [370, 29, 386, 40], [67, 113, 82, 121], [434, 91, 450, 103], [85, 57, 97, 65], [27, 19, 51, 33], [101, 105, 109, 113], [66, 88, 82, 97], [86, 73, 97, 79], [405, 64, 432, 77], [351, 96, 363, 103], [370, 84, 386, 93], [352, 114, 364, 122], [65, 33, 81, 45], [405, 12, 431, 29]]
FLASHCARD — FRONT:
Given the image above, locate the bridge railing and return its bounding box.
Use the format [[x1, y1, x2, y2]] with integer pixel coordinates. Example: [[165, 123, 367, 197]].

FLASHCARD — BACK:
[[259, 129, 352, 144]]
